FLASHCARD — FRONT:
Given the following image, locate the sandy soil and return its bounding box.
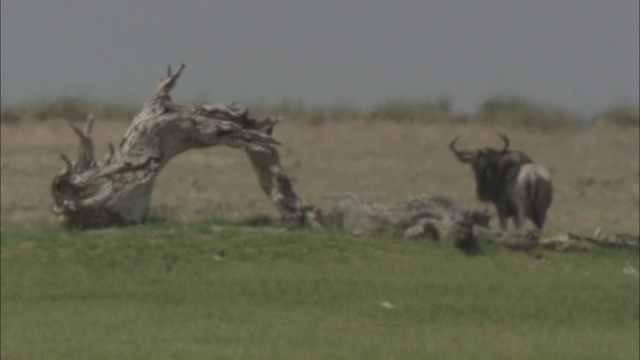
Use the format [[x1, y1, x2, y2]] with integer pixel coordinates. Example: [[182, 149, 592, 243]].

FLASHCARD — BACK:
[[1, 117, 638, 234]]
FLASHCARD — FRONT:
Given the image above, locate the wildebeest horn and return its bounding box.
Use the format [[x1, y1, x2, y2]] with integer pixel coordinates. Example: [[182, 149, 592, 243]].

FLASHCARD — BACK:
[[497, 132, 510, 152], [449, 135, 462, 155]]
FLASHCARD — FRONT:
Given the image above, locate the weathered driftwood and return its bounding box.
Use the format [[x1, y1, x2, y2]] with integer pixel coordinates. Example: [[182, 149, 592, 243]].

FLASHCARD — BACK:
[[584, 233, 639, 250], [539, 232, 638, 252], [51, 63, 316, 229], [315, 193, 491, 239], [450, 217, 542, 253], [307, 192, 635, 253], [540, 233, 590, 252], [450, 209, 481, 253]]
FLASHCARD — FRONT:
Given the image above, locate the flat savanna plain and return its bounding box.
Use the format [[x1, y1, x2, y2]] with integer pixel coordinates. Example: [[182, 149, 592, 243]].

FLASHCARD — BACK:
[[1, 118, 639, 359], [1, 117, 638, 234]]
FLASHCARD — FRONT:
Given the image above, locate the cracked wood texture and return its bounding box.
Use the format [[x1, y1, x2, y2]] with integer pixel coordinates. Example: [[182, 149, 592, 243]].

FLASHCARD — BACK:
[[51, 63, 316, 229]]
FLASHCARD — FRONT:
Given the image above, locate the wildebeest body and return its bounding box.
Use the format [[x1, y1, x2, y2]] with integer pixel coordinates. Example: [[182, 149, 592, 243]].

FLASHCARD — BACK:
[[450, 133, 553, 230]]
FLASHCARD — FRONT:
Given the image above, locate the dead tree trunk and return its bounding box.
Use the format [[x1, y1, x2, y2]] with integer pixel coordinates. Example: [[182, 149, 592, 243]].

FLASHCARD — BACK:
[[51, 63, 317, 229]]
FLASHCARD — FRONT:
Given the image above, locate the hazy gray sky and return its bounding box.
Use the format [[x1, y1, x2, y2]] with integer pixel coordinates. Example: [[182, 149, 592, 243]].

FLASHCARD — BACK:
[[2, 1, 638, 114]]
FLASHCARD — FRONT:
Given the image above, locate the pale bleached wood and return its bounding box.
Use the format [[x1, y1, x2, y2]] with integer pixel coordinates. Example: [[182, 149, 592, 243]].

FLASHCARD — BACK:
[[51, 63, 314, 229]]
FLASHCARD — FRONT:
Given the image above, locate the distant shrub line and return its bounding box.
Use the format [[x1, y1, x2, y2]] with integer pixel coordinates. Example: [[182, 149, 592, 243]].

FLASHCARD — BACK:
[[0, 96, 140, 123], [1, 95, 637, 129]]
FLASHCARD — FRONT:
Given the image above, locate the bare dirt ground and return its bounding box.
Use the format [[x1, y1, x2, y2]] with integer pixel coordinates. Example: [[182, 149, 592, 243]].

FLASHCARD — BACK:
[[1, 117, 638, 235]]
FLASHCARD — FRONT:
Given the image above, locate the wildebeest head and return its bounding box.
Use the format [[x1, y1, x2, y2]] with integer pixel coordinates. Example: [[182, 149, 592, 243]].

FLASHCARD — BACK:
[[449, 133, 530, 202], [449, 132, 510, 163]]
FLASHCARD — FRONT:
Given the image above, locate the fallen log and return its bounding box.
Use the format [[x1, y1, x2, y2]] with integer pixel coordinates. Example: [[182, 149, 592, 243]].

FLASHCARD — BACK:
[[315, 192, 491, 239], [584, 233, 639, 250], [540, 233, 590, 252]]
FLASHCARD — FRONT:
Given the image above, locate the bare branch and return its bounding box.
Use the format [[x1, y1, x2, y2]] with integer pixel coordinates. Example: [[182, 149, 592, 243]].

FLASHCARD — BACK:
[[200, 102, 281, 132], [59, 153, 73, 174], [85, 112, 95, 135], [77, 182, 113, 208], [69, 114, 96, 171], [156, 62, 186, 96], [102, 143, 116, 165]]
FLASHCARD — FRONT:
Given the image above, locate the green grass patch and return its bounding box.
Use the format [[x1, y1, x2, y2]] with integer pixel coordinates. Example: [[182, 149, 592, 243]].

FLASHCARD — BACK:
[[2, 221, 638, 359], [0, 205, 43, 213]]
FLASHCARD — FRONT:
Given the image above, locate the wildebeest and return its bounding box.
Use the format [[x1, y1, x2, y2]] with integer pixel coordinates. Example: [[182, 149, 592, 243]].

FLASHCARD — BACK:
[[449, 133, 553, 230]]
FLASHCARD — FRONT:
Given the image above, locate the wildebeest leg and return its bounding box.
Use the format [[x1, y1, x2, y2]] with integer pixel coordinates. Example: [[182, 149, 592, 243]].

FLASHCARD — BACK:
[[498, 216, 508, 230], [513, 208, 525, 230], [496, 204, 509, 230]]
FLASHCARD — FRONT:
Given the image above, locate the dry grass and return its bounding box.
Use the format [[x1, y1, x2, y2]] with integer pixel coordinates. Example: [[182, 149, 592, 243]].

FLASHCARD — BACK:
[[1, 117, 638, 234]]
